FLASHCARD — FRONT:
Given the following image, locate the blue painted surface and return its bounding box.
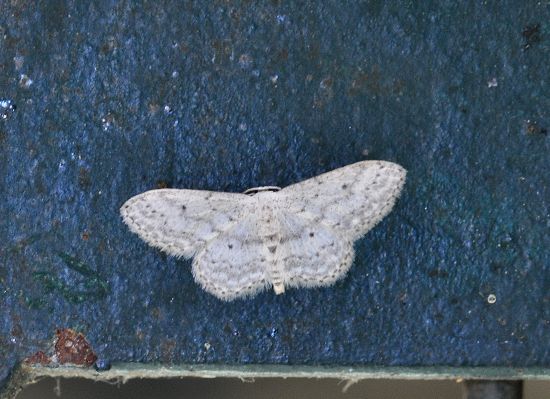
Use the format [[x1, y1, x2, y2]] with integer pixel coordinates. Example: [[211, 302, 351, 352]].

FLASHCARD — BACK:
[[1, 0, 549, 389]]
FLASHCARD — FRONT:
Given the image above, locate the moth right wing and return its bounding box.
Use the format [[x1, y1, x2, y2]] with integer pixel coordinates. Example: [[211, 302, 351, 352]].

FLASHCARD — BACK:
[[276, 210, 355, 289], [120, 189, 253, 259], [281, 160, 406, 241]]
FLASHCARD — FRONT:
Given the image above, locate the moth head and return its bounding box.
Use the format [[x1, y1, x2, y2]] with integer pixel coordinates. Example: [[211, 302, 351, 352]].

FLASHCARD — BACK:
[[243, 186, 281, 196]]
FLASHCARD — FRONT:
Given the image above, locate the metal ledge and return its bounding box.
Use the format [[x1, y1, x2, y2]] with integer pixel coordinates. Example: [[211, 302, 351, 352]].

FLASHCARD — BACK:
[[3, 364, 550, 399]]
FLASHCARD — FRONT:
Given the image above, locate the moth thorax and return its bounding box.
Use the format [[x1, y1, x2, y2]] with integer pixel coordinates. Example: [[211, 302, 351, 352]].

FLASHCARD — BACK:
[[243, 186, 281, 196]]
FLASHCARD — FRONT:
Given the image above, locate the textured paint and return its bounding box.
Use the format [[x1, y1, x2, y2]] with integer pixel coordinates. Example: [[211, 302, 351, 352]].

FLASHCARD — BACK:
[[1, 0, 549, 393]]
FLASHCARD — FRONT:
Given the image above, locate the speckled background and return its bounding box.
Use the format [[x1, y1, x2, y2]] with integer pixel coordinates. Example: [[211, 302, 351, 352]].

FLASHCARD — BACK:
[[1, 0, 549, 391]]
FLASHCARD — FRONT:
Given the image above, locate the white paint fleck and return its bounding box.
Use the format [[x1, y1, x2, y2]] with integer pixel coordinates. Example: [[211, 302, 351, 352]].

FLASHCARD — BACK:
[[276, 14, 288, 24], [13, 55, 24, 70], [58, 159, 67, 171], [19, 74, 34, 89], [487, 78, 498, 88], [0, 99, 15, 119], [320, 77, 332, 89], [101, 117, 111, 131], [238, 54, 253, 69]]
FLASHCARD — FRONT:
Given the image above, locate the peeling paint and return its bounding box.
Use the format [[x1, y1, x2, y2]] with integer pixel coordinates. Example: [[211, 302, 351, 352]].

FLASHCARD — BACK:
[[53, 329, 97, 366], [23, 329, 97, 368], [23, 351, 50, 366]]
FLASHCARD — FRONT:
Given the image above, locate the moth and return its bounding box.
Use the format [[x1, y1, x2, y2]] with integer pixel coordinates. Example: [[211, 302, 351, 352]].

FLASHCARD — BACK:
[[121, 160, 406, 301]]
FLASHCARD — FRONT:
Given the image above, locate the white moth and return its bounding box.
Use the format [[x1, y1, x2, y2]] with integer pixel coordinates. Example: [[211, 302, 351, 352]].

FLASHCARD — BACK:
[[121, 160, 406, 301]]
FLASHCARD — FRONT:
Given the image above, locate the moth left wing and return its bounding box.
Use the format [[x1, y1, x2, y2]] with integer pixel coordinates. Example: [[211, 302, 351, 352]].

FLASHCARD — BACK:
[[192, 216, 271, 301], [281, 161, 406, 241], [120, 189, 253, 258]]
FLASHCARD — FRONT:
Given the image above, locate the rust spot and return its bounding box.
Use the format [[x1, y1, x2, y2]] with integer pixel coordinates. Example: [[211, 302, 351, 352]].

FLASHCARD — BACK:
[[100, 36, 117, 55], [150, 307, 162, 320], [11, 321, 23, 339], [23, 329, 97, 367], [135, 328, 145, 341], [319, 76, 333, 90], [180, 43, 190, 52], [526, 120, 548, 136], [238, 53, 253, 69], [54, 328, 97, 366], [349, 66, 399, 97], [81, 231, 90, 240], [160, 339, 177, 362], [24, 351, 51, 365], [148, 103, 160, 114], [277, 48, 288, 61], [428, 268, 449, 278], [229, 7, 241, 21], [156, 180, 170, 189], [78, 167, 91, 189]]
